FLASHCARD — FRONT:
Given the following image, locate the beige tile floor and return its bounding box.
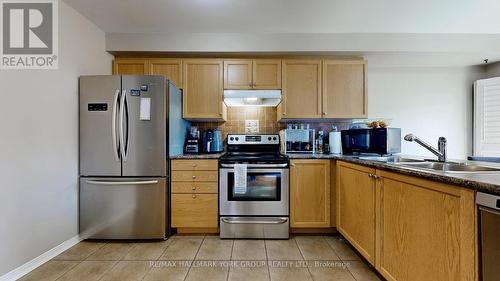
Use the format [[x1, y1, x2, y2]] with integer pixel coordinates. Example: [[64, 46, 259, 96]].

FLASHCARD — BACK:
[[18, 235, 383, 281]]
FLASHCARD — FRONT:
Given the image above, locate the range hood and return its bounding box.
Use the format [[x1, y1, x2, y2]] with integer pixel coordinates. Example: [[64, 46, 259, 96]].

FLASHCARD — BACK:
[[223, 90, 282, 107]]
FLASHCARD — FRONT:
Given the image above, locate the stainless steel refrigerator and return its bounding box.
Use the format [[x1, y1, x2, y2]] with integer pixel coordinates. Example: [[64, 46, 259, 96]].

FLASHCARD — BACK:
[[79, 75, 188, 239]]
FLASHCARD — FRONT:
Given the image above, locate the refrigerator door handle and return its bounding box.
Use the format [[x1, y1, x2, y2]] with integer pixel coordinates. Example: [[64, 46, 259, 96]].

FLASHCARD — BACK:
[[85, 180, 159, 185], [112, 89, 120, 161], [124, 91, 130, 160], [119, 89, 127, 161]]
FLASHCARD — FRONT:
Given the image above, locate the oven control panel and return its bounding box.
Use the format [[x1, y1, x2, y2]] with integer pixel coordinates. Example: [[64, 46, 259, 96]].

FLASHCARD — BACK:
[[227, 134, 279, 145]]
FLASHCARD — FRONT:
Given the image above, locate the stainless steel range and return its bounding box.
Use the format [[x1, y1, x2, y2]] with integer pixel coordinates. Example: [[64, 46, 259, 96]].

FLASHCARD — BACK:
[[219, 134, 289, 239]]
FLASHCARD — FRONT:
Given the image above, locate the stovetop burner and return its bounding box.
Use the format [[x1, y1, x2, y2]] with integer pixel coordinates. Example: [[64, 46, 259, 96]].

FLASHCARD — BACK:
[[220, 152, 288, 164], [220, 134, 288, 165]]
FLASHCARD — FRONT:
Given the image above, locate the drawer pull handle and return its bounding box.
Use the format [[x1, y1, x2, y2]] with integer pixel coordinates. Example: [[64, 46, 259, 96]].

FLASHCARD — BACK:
[[192, 195, 197, 199], [221, 218, 288, 224], [192, 163, 197, 167], [192, 187, 196, 190], [192, 175, 196, 179]]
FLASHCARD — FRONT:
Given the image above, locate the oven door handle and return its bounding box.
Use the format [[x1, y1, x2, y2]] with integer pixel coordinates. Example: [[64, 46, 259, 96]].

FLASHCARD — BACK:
[[478, 206, 500, 216], [220, 163, 288, 168], [221, 218, 288, 224]]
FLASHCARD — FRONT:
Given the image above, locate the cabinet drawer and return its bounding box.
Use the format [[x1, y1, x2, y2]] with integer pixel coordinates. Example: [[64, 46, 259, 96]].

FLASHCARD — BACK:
[[171, 182, 218, 194], [171, 171, 218, 182], [171, 160, 218, 171], [171, 194, 218, 228]]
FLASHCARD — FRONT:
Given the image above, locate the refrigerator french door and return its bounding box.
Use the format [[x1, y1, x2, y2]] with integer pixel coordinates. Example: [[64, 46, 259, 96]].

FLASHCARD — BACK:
[[79, 75, 185, 239]]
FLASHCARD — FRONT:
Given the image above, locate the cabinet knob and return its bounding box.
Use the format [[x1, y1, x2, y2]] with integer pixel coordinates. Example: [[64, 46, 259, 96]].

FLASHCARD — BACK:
[[192, 194, 197, 199], [192, 163, 197, 167], [192, 175, 196, 179], [192, 186, 196, 190]]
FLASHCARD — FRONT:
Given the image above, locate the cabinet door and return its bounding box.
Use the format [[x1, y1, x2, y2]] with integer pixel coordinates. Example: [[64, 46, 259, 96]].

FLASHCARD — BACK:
[[323, 60, 367, 118], [224, 59, 253, 89], [171, 194, 218, 228], [253, 59, 281, 89], [375, 171, 476, 281], [280, 60, 322, 119], [150, 59, 182, 89], [336, 161, 376, 264], [113, 59, 149, 75], [290, 159, 330, 228], [183, 59, 225, 120]]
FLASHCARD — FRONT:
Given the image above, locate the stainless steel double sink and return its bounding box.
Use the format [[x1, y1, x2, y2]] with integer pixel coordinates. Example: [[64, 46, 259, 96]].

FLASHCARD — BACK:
[[358, 156, 500, 173], [394, 160, 500, 173]]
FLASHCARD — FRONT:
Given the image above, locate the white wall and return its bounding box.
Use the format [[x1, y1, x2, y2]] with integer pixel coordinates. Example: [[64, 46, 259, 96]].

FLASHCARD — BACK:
[[0, 2, 111, 276], [368, 66, 484, 159], [485, 61, 500, 78]]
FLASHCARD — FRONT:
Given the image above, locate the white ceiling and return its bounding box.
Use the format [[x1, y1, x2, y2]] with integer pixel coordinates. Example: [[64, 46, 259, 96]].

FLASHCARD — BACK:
[[62, 0, 500, 66], [64, 0, 500, 34]]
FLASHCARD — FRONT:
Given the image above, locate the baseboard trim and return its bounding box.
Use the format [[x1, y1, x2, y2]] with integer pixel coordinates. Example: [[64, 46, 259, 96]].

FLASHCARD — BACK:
[[0, 235, 83, 281]]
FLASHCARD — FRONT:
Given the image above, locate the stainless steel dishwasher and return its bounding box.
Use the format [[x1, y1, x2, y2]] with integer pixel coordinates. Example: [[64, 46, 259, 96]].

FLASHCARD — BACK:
[[477, 192, 500, 281]]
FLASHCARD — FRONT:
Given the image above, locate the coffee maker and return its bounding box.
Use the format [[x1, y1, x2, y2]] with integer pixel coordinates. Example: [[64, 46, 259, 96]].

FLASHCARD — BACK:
[[184, 126, 200, 154], [201, 129, 224, 153]]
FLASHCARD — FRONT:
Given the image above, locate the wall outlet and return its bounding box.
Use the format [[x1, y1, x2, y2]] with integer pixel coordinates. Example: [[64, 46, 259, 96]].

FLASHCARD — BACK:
[[245, 120, 259, 133]]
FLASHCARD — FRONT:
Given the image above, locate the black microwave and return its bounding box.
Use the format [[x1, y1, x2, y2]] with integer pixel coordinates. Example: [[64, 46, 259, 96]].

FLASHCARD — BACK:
[[341, 128, 401, 155]]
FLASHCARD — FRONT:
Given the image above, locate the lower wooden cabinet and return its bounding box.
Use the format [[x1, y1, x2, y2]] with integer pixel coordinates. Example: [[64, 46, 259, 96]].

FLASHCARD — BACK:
[[290, 159, 331, 228], [336, 161, 376, 264], [171, 160, 219, 233], [171, 194, 218, 228], [376, 170, 476, 281], [336, 161, 478, 281]]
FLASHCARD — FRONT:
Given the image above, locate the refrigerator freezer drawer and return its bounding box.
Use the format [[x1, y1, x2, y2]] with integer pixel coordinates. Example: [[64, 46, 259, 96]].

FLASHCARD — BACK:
[[80, 177, 166, 239]]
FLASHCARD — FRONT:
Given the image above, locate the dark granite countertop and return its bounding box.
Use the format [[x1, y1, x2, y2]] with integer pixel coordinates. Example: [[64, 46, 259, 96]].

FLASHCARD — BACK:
[[286, 153, 500, 195], [170, 153, 224, 159]]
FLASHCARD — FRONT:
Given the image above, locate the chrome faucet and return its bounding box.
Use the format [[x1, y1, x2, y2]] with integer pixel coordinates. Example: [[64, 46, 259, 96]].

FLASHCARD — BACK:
[[404, 134, 447, 162]]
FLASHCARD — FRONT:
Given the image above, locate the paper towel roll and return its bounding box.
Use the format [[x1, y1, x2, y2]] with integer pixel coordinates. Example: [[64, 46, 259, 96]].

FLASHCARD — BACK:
[[329, 132, 342, 154]]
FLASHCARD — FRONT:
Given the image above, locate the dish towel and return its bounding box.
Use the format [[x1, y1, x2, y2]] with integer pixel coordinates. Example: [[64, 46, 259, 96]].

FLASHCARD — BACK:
[[234, 164, 248, 194]]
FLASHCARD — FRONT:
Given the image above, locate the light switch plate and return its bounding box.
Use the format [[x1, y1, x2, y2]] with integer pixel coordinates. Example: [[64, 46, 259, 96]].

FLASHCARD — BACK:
[[245, 120, 259, 133]]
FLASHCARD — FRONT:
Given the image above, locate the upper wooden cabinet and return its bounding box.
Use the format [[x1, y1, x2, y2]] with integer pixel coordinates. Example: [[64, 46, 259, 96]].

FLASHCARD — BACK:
[[253, 59, 282, 89], [113, 56, 367, 120], [183, 59, 226, 121], [224, 60, 253, 89], [150, 59, 182, 89], [290, 159, 331, 228], [323, 60, 367, 118], [279, 60, 322, 119], [224, 59, 281, 90], [113, 58, 183, 89], [113, 59, 149, 75], [336, 161, 376, 264]]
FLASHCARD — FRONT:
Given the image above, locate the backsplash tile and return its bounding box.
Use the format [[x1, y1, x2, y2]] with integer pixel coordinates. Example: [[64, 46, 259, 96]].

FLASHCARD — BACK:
[[192, 107, 360, 141], [192, 107, 285, 140]]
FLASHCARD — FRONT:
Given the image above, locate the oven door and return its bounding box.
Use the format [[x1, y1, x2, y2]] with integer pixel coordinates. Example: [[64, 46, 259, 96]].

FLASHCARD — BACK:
[[220, 166, 289, 216]]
